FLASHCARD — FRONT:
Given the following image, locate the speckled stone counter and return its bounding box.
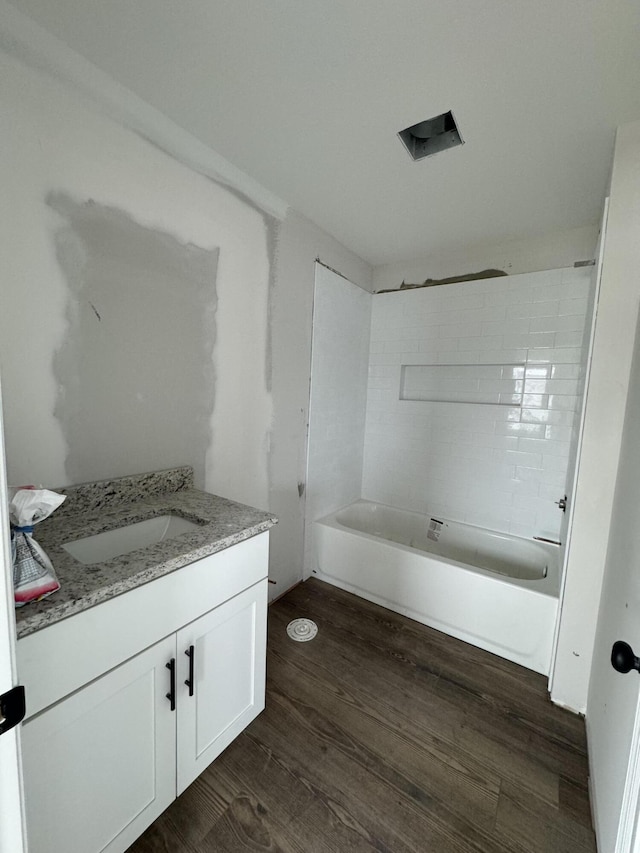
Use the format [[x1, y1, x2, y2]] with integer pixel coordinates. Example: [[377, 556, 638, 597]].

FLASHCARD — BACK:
[[14, 468, 277, 639]]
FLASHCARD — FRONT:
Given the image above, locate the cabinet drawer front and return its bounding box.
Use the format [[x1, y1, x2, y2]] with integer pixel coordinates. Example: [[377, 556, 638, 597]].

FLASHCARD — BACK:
[[21, 636, 176, 853], [176, 579, 268, 794], [18, 532, 269, 718]]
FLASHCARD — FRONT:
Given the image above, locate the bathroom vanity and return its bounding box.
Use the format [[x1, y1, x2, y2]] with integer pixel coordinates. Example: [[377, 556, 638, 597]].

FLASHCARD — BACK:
[[14, 468, 277, 853]]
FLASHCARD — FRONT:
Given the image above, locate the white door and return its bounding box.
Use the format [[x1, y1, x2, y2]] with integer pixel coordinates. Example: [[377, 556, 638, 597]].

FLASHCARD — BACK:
[[0, 380, 28, 853], [21, 634, 176, 853], [176, 579, 267, 794], [587, 306, 640, 853]]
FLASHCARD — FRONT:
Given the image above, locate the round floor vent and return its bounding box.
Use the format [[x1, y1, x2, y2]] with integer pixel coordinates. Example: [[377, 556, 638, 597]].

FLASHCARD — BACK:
[[286, 618, 318, 642]]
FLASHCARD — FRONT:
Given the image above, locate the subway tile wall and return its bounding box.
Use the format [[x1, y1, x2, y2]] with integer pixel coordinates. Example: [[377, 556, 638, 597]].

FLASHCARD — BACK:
[[305, 265, 372, 573], [361, 267, 593, 540]]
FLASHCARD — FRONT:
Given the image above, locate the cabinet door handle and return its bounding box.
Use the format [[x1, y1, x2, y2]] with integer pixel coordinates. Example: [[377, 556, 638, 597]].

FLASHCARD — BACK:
[[166, 658, 176, 711], [185, 645, 195, 697]]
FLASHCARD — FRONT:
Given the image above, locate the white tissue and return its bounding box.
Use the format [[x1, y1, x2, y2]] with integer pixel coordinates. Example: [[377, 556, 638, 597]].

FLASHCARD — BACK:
[[9, 488, 66, 527]]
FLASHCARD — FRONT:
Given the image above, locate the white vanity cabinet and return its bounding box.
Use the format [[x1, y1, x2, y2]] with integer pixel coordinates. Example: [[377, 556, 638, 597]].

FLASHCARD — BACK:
[[20, 635, 177, 853], [17, 532, 269, 853], [176, 581, 266, 794]]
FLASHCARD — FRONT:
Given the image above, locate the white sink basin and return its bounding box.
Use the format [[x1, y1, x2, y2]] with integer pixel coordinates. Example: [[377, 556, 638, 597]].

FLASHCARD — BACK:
[[62, 514, 201, 565]]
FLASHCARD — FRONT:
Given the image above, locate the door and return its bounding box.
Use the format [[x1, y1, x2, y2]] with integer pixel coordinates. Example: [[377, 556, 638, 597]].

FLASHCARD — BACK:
[[0, 380, 28, 853], [176, 579, 267, 794], [21, 635, 176, 853], [587, 306, 640, 853]]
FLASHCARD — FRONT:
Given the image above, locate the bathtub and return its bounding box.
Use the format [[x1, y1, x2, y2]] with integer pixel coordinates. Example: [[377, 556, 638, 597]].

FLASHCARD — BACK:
[[313, 500, 560, 675]]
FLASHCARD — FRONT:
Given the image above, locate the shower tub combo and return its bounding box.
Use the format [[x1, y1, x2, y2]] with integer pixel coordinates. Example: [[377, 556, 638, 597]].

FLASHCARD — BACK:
[[313, 500, 559, 675]]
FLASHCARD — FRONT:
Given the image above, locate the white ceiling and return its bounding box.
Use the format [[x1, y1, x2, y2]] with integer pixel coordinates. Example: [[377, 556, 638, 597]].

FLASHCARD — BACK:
[[7, 0, 640, 266]]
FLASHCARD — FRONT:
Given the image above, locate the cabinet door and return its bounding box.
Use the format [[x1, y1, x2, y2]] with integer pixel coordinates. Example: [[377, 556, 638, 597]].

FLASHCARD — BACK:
[[21, 635, 176, 853], [176, 579, 267, 794]]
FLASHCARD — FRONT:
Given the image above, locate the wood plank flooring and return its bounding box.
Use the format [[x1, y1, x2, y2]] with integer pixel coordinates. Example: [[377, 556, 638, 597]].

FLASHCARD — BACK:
[[127, 579, 596, 852]]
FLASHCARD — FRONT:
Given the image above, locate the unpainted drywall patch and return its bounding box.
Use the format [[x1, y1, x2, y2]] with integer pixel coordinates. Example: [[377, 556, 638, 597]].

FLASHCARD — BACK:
[[49, 192, 218, 487], [264, 210, 279, 396]]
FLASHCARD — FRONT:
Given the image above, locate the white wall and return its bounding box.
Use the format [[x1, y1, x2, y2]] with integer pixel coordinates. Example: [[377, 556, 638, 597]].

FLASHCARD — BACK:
[[0, 1, 287, 222], [268, 212, 372, 598], [304, 264, 372, 575], [373, 225, 598, 292], [0, 49, 272, 509], [552, 120, 640, 714], [362, 268, 591, 539], [0, 42, 373, 596]]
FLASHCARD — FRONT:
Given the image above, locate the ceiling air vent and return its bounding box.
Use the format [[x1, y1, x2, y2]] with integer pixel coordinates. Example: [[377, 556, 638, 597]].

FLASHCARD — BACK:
[[398, 111, 463, 161]]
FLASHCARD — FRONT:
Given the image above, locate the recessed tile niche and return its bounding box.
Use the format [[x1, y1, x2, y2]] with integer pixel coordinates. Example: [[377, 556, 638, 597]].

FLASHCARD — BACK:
[[400, 363, 526, 406]]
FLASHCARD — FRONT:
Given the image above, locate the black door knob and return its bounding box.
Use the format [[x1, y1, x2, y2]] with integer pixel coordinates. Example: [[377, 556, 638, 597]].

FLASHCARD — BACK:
[[611, 641, 640, 674]]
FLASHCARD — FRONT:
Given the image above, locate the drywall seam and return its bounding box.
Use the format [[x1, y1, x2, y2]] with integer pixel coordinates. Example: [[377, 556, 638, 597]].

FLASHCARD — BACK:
[[264, 213, 279, 397], [266, 210, 372, 597], [0, 0, 288, 221]]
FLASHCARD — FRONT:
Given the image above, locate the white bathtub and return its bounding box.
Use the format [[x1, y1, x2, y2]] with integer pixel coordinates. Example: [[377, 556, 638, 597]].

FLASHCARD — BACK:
[[313, 500, 560, 675]]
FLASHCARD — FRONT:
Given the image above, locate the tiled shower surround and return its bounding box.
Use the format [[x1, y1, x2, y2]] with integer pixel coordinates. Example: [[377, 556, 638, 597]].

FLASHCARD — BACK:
[[305, 265, 372, 572], [361, 267, 593, 540]]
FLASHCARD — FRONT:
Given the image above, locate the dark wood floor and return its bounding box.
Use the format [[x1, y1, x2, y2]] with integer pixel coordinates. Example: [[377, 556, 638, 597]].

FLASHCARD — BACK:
[[128, 579, 596, 852]]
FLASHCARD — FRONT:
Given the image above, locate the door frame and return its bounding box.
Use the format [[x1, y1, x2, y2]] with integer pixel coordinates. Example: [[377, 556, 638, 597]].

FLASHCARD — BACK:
[[619, 696, 640, 852], [0, 378, 28, 853], [549, 200, 608, 689]]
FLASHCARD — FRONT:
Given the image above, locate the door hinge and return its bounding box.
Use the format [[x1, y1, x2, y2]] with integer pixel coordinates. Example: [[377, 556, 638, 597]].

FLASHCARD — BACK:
[[0, 685, 26, 735]]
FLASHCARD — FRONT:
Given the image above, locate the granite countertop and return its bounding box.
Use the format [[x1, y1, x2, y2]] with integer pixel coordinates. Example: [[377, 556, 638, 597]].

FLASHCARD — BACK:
[[14, 467, 277, 639]]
